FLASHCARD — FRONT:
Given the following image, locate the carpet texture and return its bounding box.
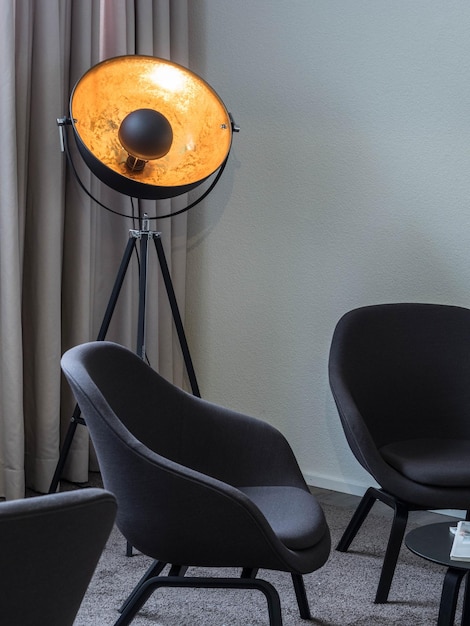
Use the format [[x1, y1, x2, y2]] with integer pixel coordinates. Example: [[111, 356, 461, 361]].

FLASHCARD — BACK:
[[74, 497, 460, 625]]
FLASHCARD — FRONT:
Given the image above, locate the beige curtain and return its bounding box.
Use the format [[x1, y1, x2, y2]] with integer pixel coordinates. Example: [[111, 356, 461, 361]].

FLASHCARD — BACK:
[[0, 0, 189, 499]]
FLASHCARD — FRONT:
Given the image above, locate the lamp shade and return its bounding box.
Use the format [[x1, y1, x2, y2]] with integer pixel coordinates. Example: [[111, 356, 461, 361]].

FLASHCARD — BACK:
[[70, 55, 233, 200]]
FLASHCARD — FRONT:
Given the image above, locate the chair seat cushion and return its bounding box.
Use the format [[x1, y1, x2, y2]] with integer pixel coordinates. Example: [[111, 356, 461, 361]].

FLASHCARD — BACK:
[[380, 438, 470, 487], [238, 486, 327, 550]]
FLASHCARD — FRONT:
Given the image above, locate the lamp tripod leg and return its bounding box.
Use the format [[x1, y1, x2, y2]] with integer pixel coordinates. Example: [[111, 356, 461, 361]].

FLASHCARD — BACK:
[[136, 230, 149, 360], [153, 234, 200, 398], [96, 236, 136, 341], [47, 405, 82, 493], [48, 237, 137, 494], [49, 225, 200, 494]]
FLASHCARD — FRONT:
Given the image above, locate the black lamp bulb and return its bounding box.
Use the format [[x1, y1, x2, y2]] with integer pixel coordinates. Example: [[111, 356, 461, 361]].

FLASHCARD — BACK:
[[119, 108, 173, 171]]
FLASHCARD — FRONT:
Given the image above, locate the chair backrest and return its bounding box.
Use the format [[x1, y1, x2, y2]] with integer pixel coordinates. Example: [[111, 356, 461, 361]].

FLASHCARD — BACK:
[[61, 340, 295, 481], [329, 303, 470, 461], [0, 487, 116, 626]]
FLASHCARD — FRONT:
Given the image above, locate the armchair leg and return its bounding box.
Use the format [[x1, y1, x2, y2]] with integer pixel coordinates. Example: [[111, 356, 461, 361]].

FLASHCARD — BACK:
[[336, 487, 376, 552], [114, 576, 283, 626], [241, 567, 258, 578], [119, 560, 166, 614], [240, 568, 310, 619], [374, 500, 408, 604], [291, 573, 312, 620], [168, 564, 188, 576], [336, 486, 411, 604]]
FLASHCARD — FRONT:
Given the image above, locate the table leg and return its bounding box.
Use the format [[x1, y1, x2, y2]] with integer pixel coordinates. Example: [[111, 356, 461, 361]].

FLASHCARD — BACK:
[[438, 568, 466, 626], [462, 572, 470, 626]]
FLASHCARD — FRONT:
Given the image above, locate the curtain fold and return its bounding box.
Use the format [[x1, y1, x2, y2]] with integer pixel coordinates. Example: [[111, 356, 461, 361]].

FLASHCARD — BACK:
[[0, 1, 27, 500], [0, 0, 189, 498]]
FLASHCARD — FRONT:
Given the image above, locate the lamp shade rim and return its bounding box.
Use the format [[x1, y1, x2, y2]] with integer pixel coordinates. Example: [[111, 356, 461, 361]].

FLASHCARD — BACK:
[[69, 54, 233, 199]]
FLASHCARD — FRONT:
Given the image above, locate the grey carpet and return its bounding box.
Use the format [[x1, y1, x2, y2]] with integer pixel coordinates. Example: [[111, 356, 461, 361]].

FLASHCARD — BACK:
[[74, 495, 461, 625]]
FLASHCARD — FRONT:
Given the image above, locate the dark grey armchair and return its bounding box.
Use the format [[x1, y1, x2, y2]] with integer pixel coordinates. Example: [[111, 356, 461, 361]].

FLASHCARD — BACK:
[[61, 341, 331, 626], [0, 487, 116, 626], [328, 303, 470, 603]]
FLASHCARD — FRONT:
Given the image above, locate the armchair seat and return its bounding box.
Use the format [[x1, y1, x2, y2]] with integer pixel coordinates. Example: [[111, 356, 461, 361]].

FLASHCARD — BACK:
[[380, 438, 470, 487], [239, 486, 327, 550]]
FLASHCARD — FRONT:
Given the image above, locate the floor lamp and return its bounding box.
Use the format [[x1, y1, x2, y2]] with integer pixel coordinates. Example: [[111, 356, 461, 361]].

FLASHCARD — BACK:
[[49, 55, 238, 494]]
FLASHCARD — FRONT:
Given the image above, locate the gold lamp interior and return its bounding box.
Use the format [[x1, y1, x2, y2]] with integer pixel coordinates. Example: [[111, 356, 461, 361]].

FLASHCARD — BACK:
[[70, 55, 232, 199]]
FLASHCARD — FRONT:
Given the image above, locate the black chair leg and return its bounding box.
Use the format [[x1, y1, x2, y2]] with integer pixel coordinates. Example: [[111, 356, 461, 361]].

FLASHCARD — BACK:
[[336, 487, 376, 551], [291, 573, 312, 620], [168, 564, 188, 576], [241, 567, 258, 578], [337, 486, 411, 604], [114, 576, 283, 626], [240, 568, 310, 620], [119, 560, 166, 613], [374, 499, 409, 603]]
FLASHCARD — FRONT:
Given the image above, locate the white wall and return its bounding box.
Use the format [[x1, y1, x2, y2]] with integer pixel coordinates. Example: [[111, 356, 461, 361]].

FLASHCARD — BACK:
[[186, 1, 470, 494]]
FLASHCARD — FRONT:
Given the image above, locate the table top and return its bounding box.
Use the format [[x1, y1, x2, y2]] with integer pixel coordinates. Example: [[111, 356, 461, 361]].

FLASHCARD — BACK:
[[405, 521, 470, 570]]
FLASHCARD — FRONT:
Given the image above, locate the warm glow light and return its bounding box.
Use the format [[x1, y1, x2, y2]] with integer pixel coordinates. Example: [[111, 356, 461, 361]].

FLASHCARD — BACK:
[[69, 55, 232, 199], [146, 64, 188, 93]]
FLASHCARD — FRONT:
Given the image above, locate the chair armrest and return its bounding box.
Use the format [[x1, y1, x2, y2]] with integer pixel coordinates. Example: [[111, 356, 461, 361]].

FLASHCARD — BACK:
[[175, 395, 308, 490], [109, 440, 319, 572]]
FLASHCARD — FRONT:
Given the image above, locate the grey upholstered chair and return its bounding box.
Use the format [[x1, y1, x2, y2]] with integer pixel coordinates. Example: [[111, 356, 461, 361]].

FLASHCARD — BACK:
[[329, 303, 470, 603], [61, 341, 331, 626], [0, 487, 116, 626]]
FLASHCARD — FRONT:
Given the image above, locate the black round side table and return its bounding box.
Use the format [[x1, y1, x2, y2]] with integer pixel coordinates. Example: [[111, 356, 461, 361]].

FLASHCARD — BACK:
[[405, 521, 470, 626]]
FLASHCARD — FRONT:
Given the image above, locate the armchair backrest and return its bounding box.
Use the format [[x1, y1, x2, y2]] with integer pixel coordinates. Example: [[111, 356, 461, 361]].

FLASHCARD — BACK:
[[329, 303, 470, 457], [0, 488, 116, 626], [62, 341, 302, 485]]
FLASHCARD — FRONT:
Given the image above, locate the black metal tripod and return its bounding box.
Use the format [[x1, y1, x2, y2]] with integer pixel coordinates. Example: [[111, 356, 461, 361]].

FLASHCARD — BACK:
[[48, 215, 200, 494]]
